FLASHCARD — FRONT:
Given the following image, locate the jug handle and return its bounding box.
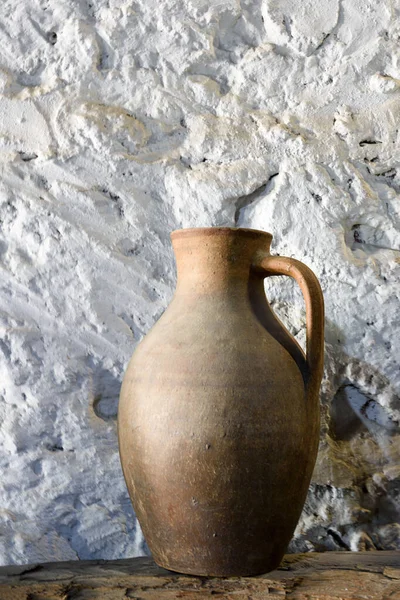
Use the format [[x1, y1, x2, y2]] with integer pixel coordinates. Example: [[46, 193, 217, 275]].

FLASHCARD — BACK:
[[252, 253, 324, 395]]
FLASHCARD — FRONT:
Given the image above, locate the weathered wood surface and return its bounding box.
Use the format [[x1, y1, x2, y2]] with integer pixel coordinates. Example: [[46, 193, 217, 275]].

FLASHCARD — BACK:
[[0, 551, 399, 599]]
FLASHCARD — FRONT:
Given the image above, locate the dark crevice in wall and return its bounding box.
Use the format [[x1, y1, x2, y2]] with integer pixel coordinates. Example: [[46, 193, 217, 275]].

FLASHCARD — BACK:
[[327, 528, 351, 550], [234, 172, 279, 225]]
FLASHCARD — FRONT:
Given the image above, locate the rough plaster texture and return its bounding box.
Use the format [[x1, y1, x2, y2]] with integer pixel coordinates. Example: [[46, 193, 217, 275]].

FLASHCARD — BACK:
[[0, 0, 400, 565]]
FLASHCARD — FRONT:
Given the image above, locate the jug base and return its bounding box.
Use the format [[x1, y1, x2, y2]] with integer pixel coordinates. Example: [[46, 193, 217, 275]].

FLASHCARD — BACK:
[[154, 555, 283, 577]]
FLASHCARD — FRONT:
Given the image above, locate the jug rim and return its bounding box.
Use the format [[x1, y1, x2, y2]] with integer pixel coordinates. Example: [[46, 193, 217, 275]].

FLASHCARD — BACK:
[[171, 227, 272, 240]]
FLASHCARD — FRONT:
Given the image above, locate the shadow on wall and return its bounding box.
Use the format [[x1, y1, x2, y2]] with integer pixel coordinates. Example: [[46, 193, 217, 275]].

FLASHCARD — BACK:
[[291, 318, 400, 553], [60, 355, 152, 560], [87, 357, 122, 422]]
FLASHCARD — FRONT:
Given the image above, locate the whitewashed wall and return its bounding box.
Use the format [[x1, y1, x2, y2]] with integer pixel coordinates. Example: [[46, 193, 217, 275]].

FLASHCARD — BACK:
[[1, 0, 400, 564]]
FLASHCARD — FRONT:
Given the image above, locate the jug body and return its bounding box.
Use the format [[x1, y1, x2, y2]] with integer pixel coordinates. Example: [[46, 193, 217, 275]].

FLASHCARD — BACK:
[[118, 227, 324, 576]]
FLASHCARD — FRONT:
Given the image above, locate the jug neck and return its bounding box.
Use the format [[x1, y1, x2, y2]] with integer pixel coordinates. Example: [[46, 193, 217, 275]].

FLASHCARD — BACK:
[[171, 228, 272, 295]]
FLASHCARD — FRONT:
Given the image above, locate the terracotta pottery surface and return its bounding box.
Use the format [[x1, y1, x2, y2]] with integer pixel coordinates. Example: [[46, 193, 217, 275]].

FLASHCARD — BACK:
[[118, 227, 324, 577]]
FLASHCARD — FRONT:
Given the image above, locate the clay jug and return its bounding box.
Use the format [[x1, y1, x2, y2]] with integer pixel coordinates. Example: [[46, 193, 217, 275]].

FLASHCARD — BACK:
[[118, 227, 324, 576]]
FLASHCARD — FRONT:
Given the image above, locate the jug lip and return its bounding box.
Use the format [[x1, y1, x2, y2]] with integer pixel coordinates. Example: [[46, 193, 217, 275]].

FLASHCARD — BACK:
[[171, 227, 272, 240]]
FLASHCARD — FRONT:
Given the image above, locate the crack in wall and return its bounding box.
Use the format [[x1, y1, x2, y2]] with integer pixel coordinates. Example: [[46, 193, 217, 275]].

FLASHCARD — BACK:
[[234, 172, 279, 226]]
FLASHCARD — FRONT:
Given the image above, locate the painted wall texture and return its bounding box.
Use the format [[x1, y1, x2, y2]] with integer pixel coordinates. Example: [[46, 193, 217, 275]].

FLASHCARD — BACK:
[[1, 0, 400, 564]]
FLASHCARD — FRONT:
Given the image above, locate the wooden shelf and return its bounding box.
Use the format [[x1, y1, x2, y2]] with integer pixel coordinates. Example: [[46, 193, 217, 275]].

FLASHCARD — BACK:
[[0, 551, 399, 599]]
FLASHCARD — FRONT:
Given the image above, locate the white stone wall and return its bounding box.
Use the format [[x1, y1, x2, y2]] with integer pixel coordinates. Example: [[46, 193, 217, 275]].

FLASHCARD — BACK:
[[1, 0, 399, 564]]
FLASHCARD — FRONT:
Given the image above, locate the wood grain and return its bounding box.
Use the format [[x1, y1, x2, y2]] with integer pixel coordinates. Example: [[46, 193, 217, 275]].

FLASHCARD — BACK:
[[0, 552, 399, 599]]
